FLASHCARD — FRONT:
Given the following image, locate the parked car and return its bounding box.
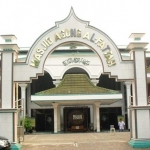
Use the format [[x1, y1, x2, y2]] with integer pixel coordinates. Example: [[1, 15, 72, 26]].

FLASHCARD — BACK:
[[0, 136, 11, 150]]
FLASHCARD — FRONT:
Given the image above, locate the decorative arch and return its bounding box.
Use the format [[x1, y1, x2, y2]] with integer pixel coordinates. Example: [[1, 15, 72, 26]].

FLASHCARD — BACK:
[[60, 66, 92, 80], [14, 8, 134, 82], [44, 67, 54, 80]]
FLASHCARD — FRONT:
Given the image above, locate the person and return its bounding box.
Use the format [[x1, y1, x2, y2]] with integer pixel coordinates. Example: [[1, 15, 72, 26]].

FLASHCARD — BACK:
[[118, 118, 125, 132]]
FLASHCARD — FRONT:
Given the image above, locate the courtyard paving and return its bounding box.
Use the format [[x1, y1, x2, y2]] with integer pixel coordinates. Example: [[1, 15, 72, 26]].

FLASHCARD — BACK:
[[21, 131, 150, 150]]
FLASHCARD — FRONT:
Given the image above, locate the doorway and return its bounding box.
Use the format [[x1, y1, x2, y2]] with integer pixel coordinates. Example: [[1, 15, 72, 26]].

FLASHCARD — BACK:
[[64, 107, 90, 132], [31, 109, 54, 132], [100, 107, 121, 130]]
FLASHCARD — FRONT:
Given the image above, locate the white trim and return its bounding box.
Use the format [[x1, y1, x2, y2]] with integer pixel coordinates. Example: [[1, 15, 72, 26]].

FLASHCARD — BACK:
[[31, 94, 122, 101]]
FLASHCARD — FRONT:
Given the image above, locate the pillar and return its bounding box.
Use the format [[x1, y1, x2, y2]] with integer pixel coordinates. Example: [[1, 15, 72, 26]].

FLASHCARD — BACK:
[[128, 36, 150, 148], [94, 102, 101, 132], [124, 81, 131, 130], [90, 105, 93, 125], [0, 49, 18, 144], [19, 84, 27, 117], [26, 83, 31, 117], [57, 104, 61, 132], [130, 49, 150, 138], [52, 103, 59, 133], [130, 80, 136, 139], [121, 82, 125, 116], [93, 104, 96, 130]]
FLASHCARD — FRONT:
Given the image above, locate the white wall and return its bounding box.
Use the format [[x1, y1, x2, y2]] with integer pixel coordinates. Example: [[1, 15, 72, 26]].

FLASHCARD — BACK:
[[0, 113, 13, 142], [44, 54, 102, 79]]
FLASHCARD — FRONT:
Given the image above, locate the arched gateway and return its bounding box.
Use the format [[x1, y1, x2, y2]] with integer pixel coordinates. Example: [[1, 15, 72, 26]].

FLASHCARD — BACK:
[[0, 8, 150, 148]]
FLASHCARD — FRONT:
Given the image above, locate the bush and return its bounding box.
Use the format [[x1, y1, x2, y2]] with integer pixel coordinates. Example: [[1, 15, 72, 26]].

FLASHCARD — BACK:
[[21, 116, 33, 132]]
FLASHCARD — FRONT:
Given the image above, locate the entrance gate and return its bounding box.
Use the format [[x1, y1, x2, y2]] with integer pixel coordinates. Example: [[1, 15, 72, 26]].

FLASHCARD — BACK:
[[0, 8, 150, 148]]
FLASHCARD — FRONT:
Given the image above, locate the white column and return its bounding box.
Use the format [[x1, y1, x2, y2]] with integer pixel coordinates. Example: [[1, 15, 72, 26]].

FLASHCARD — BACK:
[[130, 48, 150, 140], [90, 105, 93, 124], [52, 103, 59, 133], [131, 80, 136, 139], [60, 107, 64, 131], [19, 84, 27, 117], [15, 83, 19, 109], [27, 83, 31, 117], [93, 104, 96, 130], [94, 102, 101, 132], [0, 50, 18, 142], [0, 36, 19, 144], [1, 51, 14, 108], [57, 105, 61, 131], [124, 81, 131, 130], [121, 82, 125, 116]]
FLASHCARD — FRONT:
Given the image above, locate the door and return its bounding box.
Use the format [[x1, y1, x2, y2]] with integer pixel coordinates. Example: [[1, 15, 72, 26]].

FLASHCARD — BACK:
[[45, 114, 54, 131], [36, 114, 45, 131], [100, 107, 122, 130], [35, 109, 54, 132]]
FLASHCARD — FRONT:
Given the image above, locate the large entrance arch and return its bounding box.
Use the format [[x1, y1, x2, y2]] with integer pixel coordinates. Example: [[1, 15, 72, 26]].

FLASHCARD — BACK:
[[0, 8, 150, 148], [13, 8, 134, 82]]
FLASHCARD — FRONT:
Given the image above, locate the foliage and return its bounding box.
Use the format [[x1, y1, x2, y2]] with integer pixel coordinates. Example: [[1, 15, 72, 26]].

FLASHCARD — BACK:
[[21, 116, 33, 131]]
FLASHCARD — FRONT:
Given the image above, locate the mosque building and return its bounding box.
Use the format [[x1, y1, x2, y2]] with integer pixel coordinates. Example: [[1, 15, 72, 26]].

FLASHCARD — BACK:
[[0, 8, 150, 148]]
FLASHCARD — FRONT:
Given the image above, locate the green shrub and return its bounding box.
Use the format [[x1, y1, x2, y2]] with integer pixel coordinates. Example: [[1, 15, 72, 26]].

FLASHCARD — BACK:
[[21, 116, 32, 131]]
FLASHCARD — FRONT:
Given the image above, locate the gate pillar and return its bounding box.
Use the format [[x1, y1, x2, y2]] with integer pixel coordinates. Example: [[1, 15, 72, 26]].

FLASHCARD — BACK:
[[127, 34, 150, 148], [0, 35, 21, 149]]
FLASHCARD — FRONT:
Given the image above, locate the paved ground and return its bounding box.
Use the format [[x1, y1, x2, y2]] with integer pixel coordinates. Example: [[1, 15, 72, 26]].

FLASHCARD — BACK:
[[21, 131, 150, 150]]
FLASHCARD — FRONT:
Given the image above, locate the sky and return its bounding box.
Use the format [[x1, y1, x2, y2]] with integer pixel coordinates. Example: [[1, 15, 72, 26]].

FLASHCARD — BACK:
[[0, 0, 150, 49]]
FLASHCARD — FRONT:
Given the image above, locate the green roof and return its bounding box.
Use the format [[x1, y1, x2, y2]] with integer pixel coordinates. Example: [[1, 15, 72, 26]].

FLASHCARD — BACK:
[[35, 74, 120, 95]]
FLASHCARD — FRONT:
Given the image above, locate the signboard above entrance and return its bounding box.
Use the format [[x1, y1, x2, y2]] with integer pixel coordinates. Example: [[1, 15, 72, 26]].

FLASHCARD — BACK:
[[62, 58, 90, 66], [30, 28, 116, 68]]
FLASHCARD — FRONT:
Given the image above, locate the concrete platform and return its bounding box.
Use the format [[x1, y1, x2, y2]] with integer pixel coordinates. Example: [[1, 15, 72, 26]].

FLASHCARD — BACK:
[[21, 132, 150, 150]]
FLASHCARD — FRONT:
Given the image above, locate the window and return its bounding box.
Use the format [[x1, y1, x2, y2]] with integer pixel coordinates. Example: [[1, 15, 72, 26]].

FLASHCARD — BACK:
[[5, 39, 12, 42]]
